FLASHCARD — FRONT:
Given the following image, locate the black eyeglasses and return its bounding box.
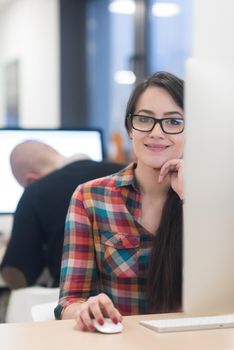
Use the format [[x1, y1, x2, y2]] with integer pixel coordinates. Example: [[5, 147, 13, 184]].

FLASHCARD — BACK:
[[128, 114, 184, 134]]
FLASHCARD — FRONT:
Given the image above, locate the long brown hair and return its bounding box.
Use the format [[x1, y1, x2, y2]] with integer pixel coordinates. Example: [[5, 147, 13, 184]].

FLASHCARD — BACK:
[[148, 189, 183, 312], [125, 71, 184, 313]]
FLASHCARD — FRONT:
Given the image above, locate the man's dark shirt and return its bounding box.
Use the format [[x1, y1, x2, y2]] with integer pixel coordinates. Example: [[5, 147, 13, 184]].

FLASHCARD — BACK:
[[1, 160, 125, 287]]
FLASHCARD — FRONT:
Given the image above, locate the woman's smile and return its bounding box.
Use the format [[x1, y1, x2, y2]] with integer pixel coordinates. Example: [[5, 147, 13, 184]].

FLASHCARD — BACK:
[[144, 143, 170, 152]]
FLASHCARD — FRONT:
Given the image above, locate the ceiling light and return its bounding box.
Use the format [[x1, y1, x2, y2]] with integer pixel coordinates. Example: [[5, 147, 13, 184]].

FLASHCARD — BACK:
[[152, 2, 181, 17], [114, 70, 136, 85], [108, 0, 136, 15]]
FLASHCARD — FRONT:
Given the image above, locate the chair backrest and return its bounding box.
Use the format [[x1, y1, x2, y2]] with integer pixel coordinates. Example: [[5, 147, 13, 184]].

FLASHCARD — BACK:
[[31, 301, 58, 321], [5, 286, 59, 323]]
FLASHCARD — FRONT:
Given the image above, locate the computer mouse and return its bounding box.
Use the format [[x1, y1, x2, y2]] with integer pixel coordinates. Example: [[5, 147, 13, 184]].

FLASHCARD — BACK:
[[93, 318, 123, 334]]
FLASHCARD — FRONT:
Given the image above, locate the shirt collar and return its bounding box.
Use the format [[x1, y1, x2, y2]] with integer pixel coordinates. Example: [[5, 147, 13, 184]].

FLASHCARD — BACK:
[[116, 162, 139, 191]]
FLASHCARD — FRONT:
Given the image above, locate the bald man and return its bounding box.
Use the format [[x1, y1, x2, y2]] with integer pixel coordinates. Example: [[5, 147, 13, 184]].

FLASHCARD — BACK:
[[10, 141, 66, 187], [1, 141, 125, 289]]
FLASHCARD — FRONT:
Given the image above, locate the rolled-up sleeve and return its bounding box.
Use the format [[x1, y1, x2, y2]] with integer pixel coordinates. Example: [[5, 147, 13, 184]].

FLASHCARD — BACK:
[[54, 185, 98, 319]]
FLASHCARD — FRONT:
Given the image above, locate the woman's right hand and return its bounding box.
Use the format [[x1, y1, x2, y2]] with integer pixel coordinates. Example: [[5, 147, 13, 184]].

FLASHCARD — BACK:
[[75, 293, 123, 332]]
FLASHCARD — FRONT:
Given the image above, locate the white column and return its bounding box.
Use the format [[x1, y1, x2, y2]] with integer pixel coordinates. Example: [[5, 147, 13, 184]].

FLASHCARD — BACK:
[[183, 0, 234, 315]]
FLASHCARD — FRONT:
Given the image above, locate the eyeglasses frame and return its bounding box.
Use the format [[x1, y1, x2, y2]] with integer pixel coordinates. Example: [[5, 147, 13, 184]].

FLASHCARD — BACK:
[[128, 113, 185, 135]]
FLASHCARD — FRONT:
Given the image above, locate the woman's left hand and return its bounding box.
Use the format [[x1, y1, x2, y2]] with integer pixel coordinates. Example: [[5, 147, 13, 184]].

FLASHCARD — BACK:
[[158, 159, 184, 200]]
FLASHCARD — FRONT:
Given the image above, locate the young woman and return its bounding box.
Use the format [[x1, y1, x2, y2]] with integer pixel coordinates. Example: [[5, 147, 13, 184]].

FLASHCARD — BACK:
[[55, 71, 184, 332]]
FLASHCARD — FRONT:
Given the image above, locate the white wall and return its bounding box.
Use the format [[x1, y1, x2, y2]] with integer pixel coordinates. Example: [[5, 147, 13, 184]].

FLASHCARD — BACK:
[[0, 0, 60, 127], [0, 0, 60, 235]]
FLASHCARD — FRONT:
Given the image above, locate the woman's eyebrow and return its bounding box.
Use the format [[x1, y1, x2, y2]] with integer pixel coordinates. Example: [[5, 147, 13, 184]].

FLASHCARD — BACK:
[[164, 111, 183, 117], [136, 109, 183, 117], [135, 109, 154, 115]]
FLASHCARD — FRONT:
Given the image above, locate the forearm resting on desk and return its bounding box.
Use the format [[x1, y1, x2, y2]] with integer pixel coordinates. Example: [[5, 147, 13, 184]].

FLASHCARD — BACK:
[[61, 300, 86, 320]]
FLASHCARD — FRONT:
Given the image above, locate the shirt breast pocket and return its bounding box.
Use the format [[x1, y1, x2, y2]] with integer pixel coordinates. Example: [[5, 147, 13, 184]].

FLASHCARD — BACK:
[[101, 231, 140, 278]]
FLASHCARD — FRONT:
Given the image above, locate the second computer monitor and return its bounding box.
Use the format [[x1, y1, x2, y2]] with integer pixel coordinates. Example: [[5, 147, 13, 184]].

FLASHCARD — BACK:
[[0, 128, 104, 214]]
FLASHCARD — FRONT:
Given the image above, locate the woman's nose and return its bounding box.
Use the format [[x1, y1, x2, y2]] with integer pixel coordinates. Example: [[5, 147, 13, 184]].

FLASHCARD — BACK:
[[149, 121, 165, 137]]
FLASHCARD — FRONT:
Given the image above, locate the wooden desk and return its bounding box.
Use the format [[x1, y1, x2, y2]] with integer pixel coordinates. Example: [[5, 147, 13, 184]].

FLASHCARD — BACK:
[[1, 314, 234, 350]]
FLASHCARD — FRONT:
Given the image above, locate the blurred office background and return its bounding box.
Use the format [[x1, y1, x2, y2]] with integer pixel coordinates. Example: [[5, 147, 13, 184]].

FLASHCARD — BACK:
[[0, 0, 192, 159], [0, 0, 192, 323], [2, 0, 234, 324]]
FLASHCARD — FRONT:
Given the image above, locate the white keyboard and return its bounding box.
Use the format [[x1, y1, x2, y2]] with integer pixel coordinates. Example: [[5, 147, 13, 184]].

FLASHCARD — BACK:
[[140, 314, 234, 333]]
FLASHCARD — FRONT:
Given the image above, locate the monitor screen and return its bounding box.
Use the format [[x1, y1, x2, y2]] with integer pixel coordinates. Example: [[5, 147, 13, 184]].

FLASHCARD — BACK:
[[0, 128, 104, 214]]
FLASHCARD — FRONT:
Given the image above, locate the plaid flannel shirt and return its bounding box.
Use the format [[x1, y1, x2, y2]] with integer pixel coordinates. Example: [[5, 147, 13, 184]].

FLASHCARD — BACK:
[[54, 163, 154, 319]]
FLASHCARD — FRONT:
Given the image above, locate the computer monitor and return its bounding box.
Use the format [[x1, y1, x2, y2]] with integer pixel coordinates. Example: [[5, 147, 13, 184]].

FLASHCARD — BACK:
[[0, 128, 104, 214]]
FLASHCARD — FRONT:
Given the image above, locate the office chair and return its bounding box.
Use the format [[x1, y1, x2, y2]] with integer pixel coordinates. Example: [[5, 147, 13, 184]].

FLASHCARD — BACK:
[[31, 300, 57, 321], [5, 286, 59, 323]]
